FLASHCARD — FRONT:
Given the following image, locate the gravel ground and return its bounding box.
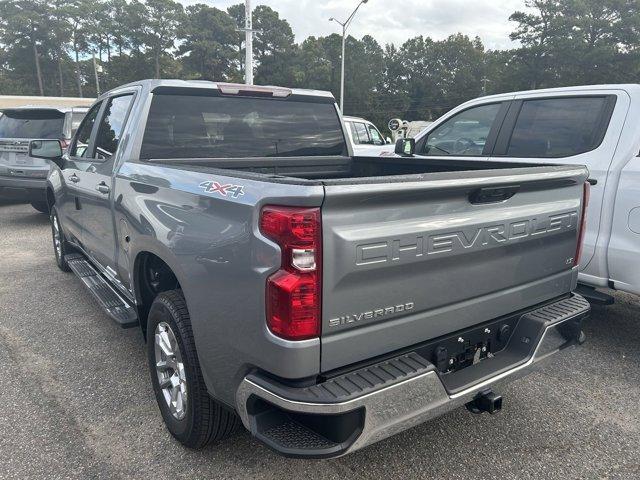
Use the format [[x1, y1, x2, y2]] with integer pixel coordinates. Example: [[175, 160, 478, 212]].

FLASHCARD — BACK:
[[1, 202, 639, 480]]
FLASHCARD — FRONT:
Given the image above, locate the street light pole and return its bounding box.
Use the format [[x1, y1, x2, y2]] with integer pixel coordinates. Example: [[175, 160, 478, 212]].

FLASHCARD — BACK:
[[92, 52, 101, 96], [236, 0, 261, 85], [244, 0, 253, 85], [330, 0, 369, 113], [340, 23, 346, 114]]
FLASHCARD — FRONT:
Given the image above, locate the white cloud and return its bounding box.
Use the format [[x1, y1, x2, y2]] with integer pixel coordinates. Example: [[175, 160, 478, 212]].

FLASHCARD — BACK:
[[185, 0, 527, 50]]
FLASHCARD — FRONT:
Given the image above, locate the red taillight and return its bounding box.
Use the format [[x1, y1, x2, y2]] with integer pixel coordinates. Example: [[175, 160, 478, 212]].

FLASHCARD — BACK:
[[260, 206, 321, 340], [574, 181, 590, 267]]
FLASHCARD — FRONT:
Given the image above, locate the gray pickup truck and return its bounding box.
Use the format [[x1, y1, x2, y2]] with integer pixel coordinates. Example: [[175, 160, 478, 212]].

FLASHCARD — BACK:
[[33, 79, 590, 458]]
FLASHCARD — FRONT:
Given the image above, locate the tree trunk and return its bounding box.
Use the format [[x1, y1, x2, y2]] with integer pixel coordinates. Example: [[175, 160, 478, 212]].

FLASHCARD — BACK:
[[33, 43, 44, 96], [57, 56, 64, 96], [74, 47, 83, 98], [155, 51, 160, 78]]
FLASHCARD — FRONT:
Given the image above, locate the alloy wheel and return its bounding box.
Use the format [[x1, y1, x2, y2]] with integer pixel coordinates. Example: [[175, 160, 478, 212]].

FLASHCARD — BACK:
[[154, 322, 188, 420], [52, 212, 62, 259]]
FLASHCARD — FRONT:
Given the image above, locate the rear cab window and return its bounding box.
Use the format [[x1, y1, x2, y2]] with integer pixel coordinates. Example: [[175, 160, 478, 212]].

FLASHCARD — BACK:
[[0, 109, 65, 139], [502, 96, 615, 158], [140, 93, 347, 159]]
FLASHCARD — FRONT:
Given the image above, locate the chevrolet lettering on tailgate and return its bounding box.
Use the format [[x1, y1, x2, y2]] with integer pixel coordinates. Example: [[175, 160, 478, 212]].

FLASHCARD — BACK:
[[356, 211, 578, 266]]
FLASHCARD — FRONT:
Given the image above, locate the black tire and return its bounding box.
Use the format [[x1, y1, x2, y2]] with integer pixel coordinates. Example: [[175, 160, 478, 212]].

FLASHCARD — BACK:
[[50, 206, 71, 272], [147, 290, 238, 448], [30, 201, 49, 214]]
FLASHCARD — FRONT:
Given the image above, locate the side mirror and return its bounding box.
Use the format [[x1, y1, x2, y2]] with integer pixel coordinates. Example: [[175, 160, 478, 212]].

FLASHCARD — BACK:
[[29, 139, 64, 168], [386, 137, 392, 145], [394, 137, 415, 156]]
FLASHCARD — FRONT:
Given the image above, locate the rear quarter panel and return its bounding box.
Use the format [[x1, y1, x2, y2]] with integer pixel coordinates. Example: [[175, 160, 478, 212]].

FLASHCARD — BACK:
[[113, 161, 324, 406]]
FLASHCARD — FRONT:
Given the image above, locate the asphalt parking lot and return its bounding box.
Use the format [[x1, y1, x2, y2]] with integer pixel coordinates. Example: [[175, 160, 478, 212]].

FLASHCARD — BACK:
[[1, 201, 639, 480]]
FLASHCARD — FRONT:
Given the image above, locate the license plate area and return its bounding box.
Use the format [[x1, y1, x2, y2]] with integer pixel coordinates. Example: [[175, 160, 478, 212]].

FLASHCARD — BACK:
[[417, 317, 520, 375]]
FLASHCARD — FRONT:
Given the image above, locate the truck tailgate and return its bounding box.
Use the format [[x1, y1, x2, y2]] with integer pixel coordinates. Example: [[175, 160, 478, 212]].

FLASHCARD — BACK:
[[320, 165, 588, 372]]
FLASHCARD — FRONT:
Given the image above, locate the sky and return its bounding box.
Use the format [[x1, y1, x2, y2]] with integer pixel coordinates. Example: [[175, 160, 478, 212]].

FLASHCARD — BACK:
[[187, 0, 527, 50]]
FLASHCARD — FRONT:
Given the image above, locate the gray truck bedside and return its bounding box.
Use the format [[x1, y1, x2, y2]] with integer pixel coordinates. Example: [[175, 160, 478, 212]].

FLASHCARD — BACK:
[[36, 79, 590, 459]]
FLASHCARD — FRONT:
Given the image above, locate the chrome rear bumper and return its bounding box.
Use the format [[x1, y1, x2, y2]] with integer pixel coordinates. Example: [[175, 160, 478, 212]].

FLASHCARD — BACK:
[[236, 294, 590, 458]]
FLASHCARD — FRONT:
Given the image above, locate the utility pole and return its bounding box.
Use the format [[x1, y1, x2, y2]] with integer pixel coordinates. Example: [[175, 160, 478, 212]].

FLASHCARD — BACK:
[[329, 0, 369, 113], [481, 77, 490, 96], [236, 0, 260, 85], [92, 53, 101, 96]]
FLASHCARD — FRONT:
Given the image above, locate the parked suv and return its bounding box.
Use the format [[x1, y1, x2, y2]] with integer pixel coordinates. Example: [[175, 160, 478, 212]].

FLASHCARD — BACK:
[[0, 106, 87, 212]]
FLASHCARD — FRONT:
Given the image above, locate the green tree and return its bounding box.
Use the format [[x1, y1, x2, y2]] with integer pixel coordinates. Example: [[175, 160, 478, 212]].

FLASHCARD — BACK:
[[141, 0, 183, 78], [252, 5, 297, 85], [227, 3, 246, 78], [177, 4, 237, 81], [64, 0, 92, 96], [294, 36, 332, 89], [509, 0, 563, 88], [0, 0, 54, 95]]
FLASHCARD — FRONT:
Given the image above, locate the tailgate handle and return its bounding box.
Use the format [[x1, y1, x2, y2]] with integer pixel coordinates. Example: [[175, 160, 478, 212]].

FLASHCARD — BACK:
[[469, 185, 519, 204]]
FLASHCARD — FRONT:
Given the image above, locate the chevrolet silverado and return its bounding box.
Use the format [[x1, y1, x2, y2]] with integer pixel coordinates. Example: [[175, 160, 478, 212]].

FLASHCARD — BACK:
[[33, 79, 590, 458]]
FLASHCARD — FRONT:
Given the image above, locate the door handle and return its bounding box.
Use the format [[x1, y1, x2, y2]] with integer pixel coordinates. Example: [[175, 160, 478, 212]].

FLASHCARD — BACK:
[[69, 174, 80, 183], [469, 185, 520, 204], [96, 182, 110, 194]]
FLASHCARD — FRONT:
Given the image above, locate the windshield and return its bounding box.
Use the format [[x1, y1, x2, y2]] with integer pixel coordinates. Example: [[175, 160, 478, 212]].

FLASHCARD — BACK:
[[0, 110, 65, 139], [141, 94, 347, 159]]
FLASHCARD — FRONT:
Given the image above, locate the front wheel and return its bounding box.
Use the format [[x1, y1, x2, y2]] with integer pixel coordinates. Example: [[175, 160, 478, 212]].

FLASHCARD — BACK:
[[147, 290, 238, 448], [50, 206, 71, 272]]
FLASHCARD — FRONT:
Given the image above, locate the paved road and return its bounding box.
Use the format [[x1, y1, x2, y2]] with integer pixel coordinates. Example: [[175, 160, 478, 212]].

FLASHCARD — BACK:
[[1, 202, 639, 480]]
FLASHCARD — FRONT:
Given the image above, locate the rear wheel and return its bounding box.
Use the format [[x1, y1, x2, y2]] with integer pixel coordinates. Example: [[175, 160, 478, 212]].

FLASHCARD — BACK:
[[50, 206, 71, 272], [30, 201, 49, 214], [147, 290, 238, 448]]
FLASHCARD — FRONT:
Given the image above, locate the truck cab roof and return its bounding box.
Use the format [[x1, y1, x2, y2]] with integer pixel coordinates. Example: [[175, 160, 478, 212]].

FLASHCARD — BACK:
[[101, 79, 336, 102], [468, 83, 640, 107]]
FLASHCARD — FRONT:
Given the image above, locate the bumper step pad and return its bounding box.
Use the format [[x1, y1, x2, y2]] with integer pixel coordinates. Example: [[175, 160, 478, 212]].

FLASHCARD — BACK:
[[65, 254, 138, 328], [261, 418, 338, 451]]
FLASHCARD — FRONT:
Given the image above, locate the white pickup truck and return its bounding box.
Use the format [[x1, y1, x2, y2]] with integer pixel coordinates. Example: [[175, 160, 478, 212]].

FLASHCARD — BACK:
[[404, 84, 640, 302]]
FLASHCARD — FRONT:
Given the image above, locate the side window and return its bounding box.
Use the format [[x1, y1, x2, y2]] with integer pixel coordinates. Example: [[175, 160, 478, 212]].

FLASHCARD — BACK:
[[367, 125, 384, 145], [422, 103, 502, 156], [353, 122, 370, 144], [348, 122, 360, 144], [506, 97, 611, 158], [69, 102, 102, 158], [93, 94, 134, 161]]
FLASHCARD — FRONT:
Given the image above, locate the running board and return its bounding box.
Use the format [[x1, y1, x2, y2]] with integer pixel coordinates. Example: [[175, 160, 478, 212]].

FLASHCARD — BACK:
[[65, 254, 139, 328]]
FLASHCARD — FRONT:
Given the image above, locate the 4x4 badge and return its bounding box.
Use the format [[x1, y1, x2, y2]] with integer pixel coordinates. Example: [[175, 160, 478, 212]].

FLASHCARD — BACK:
[[199, 180, 245, 198]]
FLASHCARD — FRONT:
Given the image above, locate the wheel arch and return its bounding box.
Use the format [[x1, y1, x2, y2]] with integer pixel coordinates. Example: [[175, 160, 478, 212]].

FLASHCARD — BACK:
[[132, 248, 185, 339]]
